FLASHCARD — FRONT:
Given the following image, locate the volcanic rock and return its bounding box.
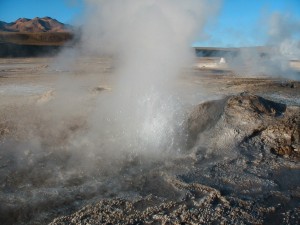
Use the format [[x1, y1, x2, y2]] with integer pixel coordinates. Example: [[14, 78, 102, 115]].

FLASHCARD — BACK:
[[50, 93, 300, 225], [187, 93, 299, 160]]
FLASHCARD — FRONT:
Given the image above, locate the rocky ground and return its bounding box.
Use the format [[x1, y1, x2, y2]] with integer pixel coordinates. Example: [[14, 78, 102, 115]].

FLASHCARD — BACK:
[[0, 57, 300, 224], [50, 93, 300, 225]]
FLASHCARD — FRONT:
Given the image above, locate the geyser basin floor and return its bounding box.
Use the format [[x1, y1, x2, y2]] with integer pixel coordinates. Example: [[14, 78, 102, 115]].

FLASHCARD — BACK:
[[0, 57, 300, 224]]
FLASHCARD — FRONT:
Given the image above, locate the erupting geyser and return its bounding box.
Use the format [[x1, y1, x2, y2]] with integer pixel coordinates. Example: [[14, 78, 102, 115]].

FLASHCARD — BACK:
[[78, 0, 221, 156], [1, 1, 300, 224]]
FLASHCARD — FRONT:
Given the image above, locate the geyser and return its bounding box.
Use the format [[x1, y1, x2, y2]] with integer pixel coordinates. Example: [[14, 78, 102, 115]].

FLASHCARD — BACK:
[[77, 0, 221, 157]]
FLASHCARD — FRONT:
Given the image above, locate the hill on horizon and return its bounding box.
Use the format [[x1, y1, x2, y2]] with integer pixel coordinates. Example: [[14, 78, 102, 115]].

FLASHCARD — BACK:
[[0, 17, 75, 57], [0, 17, 73, 33]]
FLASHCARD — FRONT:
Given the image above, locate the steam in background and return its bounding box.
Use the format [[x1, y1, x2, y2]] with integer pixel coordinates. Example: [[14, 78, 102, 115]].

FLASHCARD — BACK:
[[268, 12, 300, 60], [226, 12, 300, 79]]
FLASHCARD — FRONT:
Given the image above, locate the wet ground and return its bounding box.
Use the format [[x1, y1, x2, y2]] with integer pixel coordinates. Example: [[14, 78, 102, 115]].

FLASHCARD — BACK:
[[0, 57, 300, 224]]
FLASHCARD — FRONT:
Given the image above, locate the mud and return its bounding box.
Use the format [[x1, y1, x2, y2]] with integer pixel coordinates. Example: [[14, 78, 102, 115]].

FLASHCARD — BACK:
[[0, 57, 300, 224]]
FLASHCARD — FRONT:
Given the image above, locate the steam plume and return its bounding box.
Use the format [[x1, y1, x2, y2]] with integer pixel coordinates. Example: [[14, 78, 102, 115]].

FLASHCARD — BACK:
[[82, 0, 220, 84], [74, 0, 221, 157], [227, 12, 300, 79], [268, 12, 300, 60]]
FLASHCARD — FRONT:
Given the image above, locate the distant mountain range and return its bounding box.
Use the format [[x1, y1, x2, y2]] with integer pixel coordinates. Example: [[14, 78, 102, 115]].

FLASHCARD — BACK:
[[0, 17, 76, 57], [0, 17, 73, 33]]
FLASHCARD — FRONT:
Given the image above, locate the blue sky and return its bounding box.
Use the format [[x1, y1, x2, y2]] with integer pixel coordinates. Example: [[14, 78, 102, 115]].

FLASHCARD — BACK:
[[0, 0, 299, 47], [198, 0, 300, 47], [0, 0, 84, 24]]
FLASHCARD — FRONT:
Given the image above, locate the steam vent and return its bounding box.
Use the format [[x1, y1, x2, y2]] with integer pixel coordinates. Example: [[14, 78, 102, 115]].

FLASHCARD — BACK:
[[1, 0, 300, 224]]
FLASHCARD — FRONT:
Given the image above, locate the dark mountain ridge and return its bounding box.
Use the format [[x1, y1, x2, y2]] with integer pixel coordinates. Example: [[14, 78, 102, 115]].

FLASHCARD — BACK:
[[0, 17, 73, 32]]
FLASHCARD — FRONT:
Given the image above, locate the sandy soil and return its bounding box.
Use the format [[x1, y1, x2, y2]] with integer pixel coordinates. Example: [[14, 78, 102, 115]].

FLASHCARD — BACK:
[[0, 57, 300, 224]]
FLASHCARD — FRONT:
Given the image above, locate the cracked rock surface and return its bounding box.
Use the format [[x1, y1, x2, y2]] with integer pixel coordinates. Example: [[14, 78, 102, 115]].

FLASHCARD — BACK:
[[50, 94, 300, 225]]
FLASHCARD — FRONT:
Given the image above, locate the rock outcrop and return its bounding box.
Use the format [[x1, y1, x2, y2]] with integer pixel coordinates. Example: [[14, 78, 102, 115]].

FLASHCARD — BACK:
[[188, 93, 300, 160]]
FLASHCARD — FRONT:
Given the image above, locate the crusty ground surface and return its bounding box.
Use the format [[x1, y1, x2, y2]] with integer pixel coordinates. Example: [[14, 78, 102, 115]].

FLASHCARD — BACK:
[[0, 57, 299, 224]]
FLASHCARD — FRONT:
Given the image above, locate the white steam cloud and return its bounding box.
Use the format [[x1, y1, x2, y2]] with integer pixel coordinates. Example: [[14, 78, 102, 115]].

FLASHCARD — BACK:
[[227, 12, 300, 79], [70, 0, 222, 158], [268, 12, 300, 60], [82, 0, 220, 86]]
